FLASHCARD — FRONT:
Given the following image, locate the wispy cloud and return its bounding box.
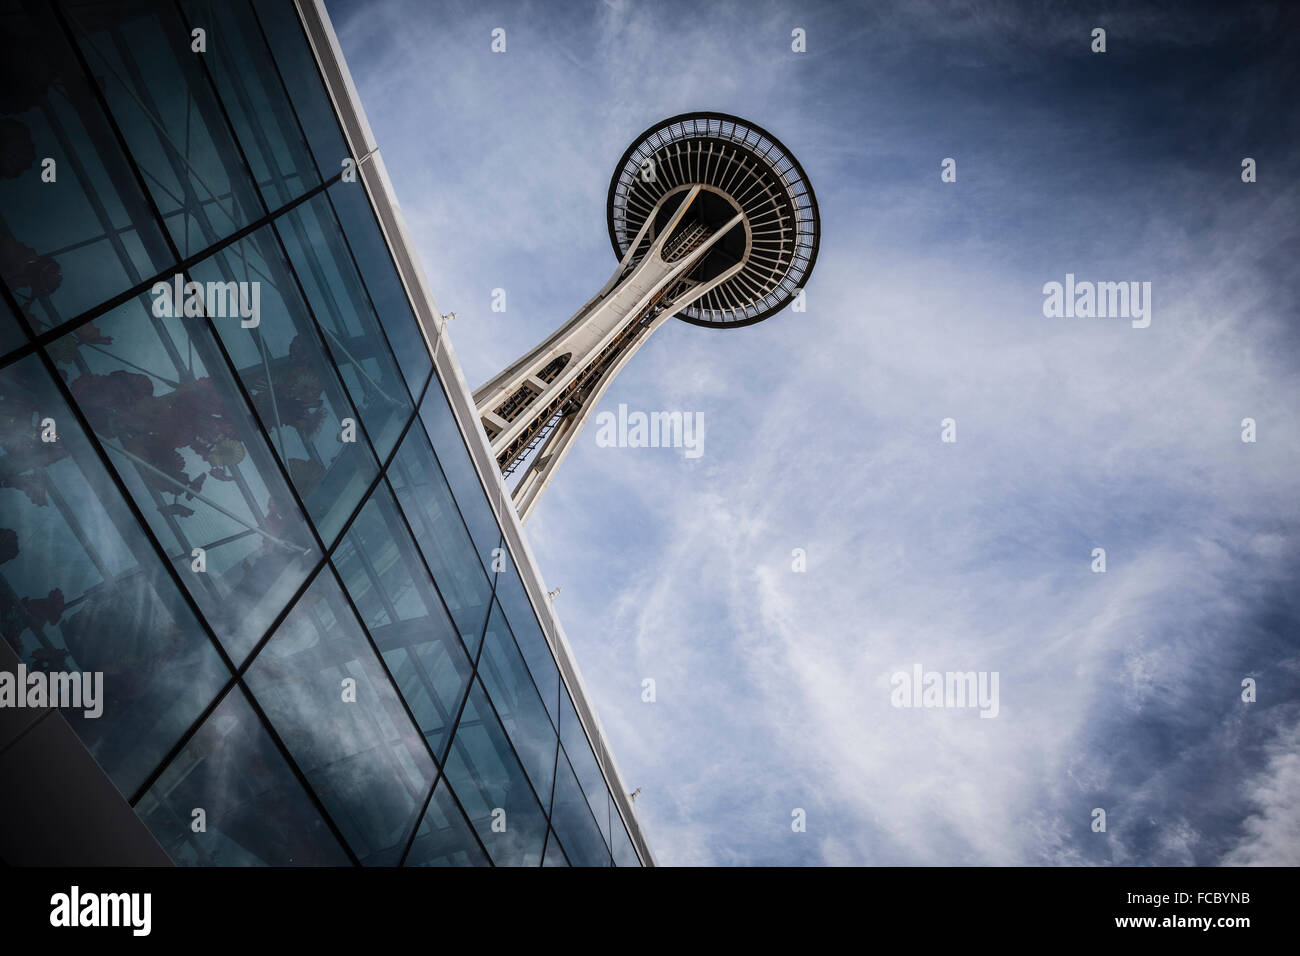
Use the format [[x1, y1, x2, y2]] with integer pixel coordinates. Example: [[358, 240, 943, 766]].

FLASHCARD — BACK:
[[328, 0, 1300, 865]]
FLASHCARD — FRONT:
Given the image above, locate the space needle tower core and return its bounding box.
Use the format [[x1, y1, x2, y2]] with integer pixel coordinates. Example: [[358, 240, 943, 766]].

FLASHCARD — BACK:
[[472, 112, 820, 520]]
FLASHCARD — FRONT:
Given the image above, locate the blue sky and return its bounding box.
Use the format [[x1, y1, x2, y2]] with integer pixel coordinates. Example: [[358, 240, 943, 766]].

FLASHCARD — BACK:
[[325, 0, 1300, 865]]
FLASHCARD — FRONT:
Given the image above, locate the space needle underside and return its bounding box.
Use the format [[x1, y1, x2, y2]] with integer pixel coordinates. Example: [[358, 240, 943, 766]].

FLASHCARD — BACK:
[[472, 113, 819, 521]]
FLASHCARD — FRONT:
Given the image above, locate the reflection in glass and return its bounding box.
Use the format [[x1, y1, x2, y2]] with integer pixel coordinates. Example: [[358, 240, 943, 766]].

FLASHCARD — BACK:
[[0, 3, 173, 331], [178, 0, 321, 209], [477, 601, 556, 802], [333, 485, 472, 758], [542, 831, 570, 866], [244, 567, 434, 865], [190, 226, 378, 545], [136, 686, 350, 865], [495, 554, 560, 724], [441, 680, 547, 866], [560, 686, 612, 848], [418, 384, 500, 574], [551, 747, 612, 867], [54, 295, 316, 667], [0, 354, 228, 798], [62, 0, 264, 257], [276, 195, 413, 460], [403, 780, 488, 867], [0, 293, 26, 358], [386, 423, 491, 652], [254, 1, 348, 193], [610, 810, 641, 866], [326, 180, 429, 396]]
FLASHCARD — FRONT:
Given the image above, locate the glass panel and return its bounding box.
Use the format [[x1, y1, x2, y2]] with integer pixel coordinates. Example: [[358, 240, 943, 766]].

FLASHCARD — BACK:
[[417, 384, 500, 575], [477, 601, 556, 802], [542, 830, 569, 866], [0, 293, 29, 361], [386, 422, 491, 653], [0, 353, 228, 798], [332, 485, 472, 759], [551, 747, 612, 867], [441, 680, 547, 866], [560, 687, 612, 847], [611, 810, 641, 867], [0, 3, 173, 330], [0, 293, 25, 356], [252, 0, 347, 189], [55, 294, 317, 667], [275, 194, 413, 460], [189, 226, 378, 545], [178, 0, 321, 209], [403, 780, 488, 867], [326, 181, 430, 395], [495, 550, 560, 724], [62, 0, 266, 257], [135, 686, 351, 866], [244, 567, 435, 866]]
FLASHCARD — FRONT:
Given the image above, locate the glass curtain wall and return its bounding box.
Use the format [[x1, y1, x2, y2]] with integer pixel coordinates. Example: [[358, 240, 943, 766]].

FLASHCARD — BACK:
[[0, 0, 641, 867]]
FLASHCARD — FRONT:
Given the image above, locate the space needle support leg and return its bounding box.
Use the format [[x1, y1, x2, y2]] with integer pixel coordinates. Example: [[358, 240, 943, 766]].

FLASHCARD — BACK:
[[476, 187, 746, 520]]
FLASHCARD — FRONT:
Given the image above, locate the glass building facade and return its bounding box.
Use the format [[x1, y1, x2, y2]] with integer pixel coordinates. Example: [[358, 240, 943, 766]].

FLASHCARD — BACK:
[[0, 0, 646, 867]]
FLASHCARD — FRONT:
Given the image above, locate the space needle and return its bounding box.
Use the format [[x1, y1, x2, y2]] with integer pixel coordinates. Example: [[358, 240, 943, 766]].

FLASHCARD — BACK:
[[473, 112, 820, 520]]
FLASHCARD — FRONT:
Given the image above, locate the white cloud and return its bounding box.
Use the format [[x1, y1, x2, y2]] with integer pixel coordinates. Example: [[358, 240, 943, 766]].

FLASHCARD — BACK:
[[1225, 723, 1300, 866], [328, 0, 1300, 866]]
